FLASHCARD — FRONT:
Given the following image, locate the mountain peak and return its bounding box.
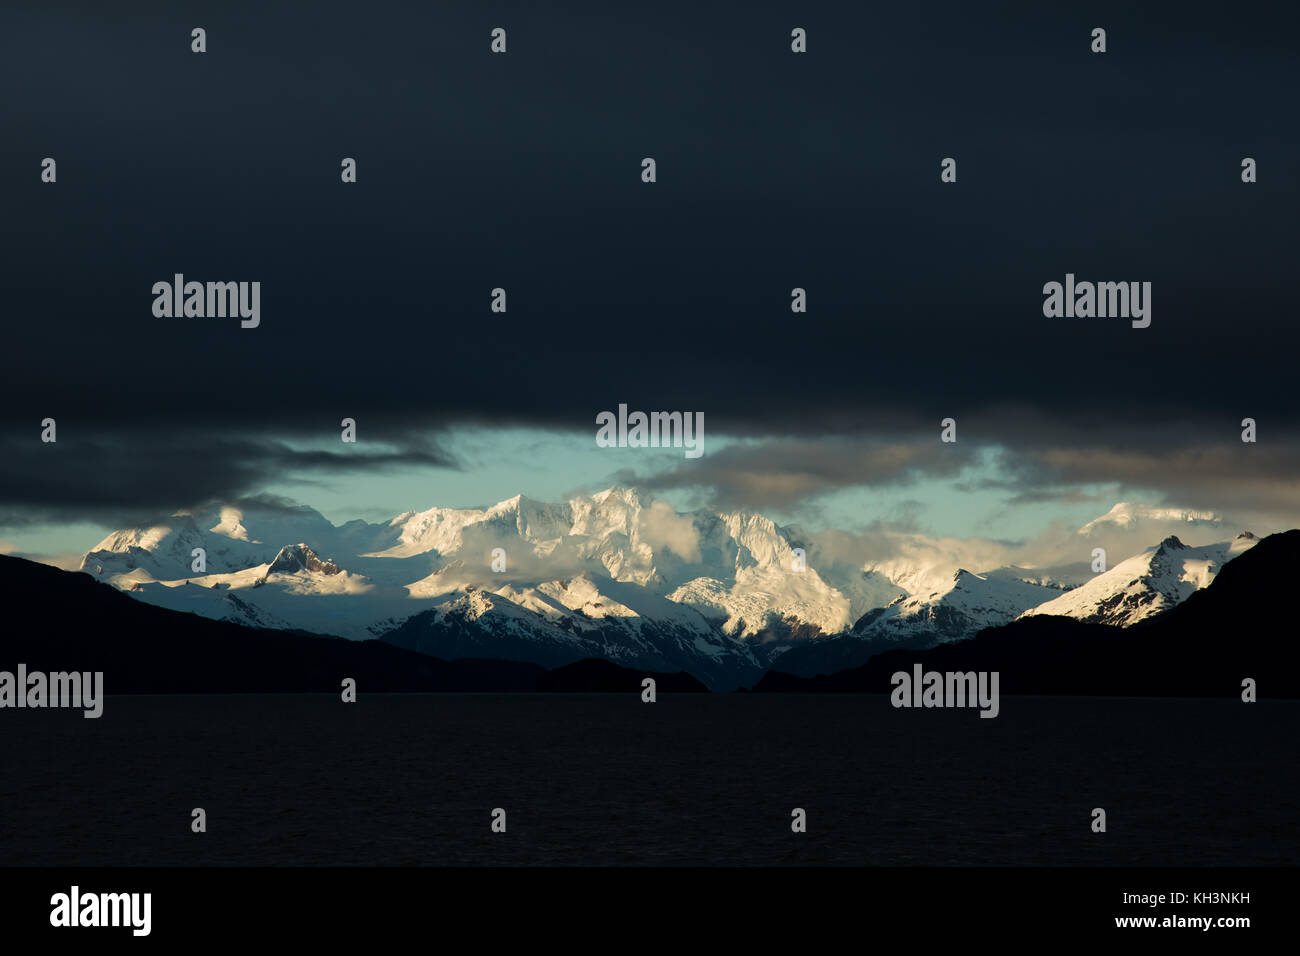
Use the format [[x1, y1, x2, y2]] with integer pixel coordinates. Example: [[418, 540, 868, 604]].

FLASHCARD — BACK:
[[1155, 535, 1187, 554], [592, 486, 644, 507], [266, 543, 340, 576]]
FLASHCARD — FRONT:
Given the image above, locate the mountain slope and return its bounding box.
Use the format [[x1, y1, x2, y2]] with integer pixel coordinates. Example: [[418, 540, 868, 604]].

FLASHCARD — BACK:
[[1018, 534, 1257, 627]]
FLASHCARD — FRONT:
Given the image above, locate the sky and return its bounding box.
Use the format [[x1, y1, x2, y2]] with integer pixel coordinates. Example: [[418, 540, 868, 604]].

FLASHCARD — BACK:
[[1, 1, 1297, 565]]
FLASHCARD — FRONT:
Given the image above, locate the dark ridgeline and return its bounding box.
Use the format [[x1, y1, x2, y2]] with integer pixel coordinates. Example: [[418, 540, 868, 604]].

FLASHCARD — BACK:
[[754, 530, 1300, 697], [0, 555, 703, 693]]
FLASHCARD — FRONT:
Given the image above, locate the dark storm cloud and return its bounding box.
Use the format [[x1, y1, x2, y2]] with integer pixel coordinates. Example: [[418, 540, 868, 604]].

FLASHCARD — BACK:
[[0, 431, 456, 528], [985, 488, 1109, 507], [0, 1, 1297, 519], [996, 441, 1300, 516], [621, 413, 1299, 516], [636, 438, 977, 509]]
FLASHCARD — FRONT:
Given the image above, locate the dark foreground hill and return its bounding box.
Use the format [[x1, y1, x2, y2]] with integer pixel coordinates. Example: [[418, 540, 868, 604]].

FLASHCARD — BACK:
[[754, 529, 1300, 698], [0, 556, 693, 694]]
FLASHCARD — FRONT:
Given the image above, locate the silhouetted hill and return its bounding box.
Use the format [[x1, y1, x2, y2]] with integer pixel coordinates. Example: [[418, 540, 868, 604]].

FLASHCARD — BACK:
[[536, 658, 707, 692], [754, 530, 1300, 697], [0, 556, 689, 694]]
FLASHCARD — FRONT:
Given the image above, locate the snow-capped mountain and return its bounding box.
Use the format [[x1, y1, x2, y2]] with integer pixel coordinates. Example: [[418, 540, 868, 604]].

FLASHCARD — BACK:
[[1018, 533, 1258, 627]]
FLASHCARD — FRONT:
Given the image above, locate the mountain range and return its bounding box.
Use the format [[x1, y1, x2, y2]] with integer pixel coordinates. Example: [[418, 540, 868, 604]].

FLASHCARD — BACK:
[[72, 489, 1267, 689]]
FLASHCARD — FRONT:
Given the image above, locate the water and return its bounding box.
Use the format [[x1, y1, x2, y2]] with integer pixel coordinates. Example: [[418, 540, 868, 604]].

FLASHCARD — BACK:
[[0, 694, 1294, 866]]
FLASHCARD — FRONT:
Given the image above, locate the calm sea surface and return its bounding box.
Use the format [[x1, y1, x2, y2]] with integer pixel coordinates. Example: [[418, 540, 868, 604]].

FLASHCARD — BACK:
[[1, 694, 1294, 866]]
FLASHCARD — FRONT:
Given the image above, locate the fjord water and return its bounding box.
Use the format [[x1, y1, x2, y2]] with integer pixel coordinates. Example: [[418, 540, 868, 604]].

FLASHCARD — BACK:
[[1, 694, 1294, 866]]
